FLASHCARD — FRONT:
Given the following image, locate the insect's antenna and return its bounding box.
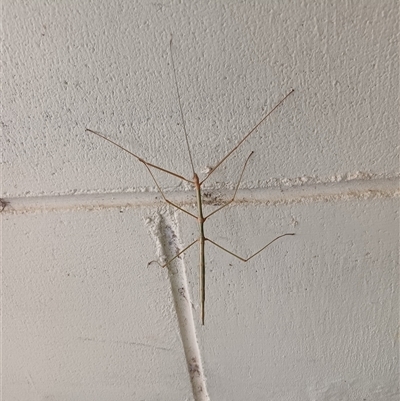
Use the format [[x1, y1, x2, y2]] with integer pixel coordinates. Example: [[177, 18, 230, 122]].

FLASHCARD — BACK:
[[201, 89, 295, 185], [169, 36, 196, 177]]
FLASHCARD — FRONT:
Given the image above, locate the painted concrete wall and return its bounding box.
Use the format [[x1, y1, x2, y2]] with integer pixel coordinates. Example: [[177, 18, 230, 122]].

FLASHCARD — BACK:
[[2, 1, 398, 400]]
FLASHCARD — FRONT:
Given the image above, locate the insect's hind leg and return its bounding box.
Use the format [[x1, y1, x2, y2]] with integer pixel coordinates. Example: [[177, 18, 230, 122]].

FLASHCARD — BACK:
[[206, 233, 295, 262], [204, 151, 254, 220]]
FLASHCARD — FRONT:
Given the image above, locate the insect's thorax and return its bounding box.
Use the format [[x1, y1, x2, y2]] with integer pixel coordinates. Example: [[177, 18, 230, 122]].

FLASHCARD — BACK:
[[193, 173, 206, 228]]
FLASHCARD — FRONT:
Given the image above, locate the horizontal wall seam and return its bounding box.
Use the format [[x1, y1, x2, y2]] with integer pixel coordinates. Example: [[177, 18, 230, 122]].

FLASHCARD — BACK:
[[2, 177, 399, 214]]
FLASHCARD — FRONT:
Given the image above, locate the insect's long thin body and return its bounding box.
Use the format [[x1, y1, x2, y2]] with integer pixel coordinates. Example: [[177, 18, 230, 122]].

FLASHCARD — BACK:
[[86, 39, 296, 325], [194, 173, 206, 325]]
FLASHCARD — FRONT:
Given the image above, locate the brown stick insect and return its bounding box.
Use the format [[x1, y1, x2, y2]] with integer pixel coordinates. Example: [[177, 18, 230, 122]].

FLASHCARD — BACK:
[[86, 39, 295, 325]]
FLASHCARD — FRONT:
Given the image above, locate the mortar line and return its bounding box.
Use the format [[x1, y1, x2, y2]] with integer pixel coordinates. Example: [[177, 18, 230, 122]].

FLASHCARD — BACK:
[[2, 177, 399, 214]]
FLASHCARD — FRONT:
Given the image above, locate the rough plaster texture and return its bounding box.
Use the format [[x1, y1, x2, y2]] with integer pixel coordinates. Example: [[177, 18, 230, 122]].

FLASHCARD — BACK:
[[2, 1, 399, 400]]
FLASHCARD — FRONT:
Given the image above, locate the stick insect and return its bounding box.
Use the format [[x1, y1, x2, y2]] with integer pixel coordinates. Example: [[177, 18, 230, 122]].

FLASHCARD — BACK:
[[86, 39, 295, 325]]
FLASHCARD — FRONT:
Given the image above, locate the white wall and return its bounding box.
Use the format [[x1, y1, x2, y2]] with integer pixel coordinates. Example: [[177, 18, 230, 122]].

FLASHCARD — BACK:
[[2, 1, 398, 400]]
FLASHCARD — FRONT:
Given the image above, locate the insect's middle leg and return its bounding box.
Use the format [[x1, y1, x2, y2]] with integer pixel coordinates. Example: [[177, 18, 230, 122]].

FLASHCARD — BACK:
[[148, 238, 198, 268], [142, 163, 198, 219], [204, 151, 254, 220]]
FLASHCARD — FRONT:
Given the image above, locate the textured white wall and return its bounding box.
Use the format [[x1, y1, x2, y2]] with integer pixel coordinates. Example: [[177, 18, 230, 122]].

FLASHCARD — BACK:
[[2, 1, 399, 400]]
